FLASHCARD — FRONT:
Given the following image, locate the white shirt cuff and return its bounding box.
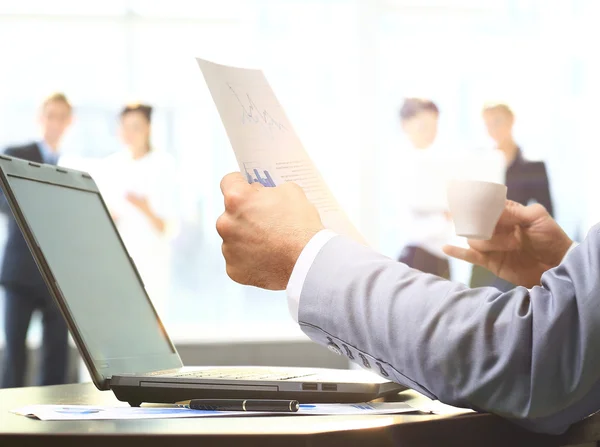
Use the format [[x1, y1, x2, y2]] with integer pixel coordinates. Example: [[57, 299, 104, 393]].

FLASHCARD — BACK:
[[561, 241, 578, 264], [286, 229, 337, 323]]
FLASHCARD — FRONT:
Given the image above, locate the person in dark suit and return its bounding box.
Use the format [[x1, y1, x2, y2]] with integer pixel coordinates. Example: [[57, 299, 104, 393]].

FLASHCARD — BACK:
[[0, 92, 73, 388], [470, 102, 554, 290]]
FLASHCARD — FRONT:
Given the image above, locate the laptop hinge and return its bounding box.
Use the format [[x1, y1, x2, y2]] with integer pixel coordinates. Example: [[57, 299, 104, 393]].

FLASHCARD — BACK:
[[143, 368, 182, 376], [113, 368, 182, 378]]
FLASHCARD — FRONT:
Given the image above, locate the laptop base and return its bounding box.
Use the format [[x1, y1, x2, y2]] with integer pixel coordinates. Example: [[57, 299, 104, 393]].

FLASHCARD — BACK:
[[110, 378, 405, 406]]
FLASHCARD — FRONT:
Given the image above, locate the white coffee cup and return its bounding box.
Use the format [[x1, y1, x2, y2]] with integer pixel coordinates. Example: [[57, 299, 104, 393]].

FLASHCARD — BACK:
[[447, 180, 507, 240]]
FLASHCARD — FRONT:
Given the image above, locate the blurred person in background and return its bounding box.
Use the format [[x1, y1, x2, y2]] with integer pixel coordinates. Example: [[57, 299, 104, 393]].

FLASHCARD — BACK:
[[470, 102, 554, 290], [98, 104, 179, 317], [394, 98, 453, 279], [0, 92, 73, 388]]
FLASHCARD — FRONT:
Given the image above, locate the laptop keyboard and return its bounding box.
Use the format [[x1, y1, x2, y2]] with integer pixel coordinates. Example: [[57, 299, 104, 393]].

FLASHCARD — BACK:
[[170, 368, 315, 381]]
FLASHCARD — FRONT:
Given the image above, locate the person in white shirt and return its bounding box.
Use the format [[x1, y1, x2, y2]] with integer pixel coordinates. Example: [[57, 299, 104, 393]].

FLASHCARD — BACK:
[[98, 104, 179, 317], [394, 98, 453, 279]]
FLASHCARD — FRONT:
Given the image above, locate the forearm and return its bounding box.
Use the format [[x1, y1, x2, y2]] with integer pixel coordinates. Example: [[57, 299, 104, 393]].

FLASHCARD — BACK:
[[298, 227, 600, 434], [140, 206, 166, 233]]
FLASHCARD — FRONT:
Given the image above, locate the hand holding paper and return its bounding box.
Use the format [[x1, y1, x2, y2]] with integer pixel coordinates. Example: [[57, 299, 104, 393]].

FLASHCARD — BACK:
[[197, 58, 364, 289], [197, 59, 364, 242], [217, 173, 324, 290]]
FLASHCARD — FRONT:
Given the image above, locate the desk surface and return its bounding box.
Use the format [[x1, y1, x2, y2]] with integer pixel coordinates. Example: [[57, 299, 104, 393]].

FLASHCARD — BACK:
[[0, 383, 598, 447]]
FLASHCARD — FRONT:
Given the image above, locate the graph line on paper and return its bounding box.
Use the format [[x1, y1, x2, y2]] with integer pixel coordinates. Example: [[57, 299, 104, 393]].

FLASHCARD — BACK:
[[227, 83, 287, 133]]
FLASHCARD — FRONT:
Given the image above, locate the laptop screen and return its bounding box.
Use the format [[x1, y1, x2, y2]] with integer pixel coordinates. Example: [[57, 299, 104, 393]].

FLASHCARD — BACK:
[[6, 174, 177, 378]]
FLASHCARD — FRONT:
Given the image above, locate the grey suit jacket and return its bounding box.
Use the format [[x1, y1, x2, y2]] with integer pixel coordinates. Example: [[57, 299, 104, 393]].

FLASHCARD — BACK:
[[298, 229, 600, 434]]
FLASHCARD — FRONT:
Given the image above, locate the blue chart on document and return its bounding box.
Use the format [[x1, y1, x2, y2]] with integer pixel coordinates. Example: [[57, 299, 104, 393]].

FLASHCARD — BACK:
[[244, 163, 277, 187]]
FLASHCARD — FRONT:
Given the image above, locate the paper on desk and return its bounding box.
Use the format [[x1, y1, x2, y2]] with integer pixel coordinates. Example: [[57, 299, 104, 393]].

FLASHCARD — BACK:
[[12, 402, 418, 421], [11, 405, 255, 421], [415, 400, 475, 415], [298, 402, 417, 415], [196, 58, 365, 244], [399, 391, 475, 416]]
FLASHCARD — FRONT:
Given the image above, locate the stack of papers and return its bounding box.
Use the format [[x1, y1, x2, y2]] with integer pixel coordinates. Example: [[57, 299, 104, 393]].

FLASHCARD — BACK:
[[13, 402, 419, 421]]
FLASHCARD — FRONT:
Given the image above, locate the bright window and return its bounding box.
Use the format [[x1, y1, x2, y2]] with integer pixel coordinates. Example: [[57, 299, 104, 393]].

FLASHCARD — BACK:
[[0, 0, 598, 344]]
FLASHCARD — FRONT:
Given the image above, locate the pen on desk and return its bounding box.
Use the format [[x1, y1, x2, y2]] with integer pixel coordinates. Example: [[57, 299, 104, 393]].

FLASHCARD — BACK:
[[176, 399, 299, 412]]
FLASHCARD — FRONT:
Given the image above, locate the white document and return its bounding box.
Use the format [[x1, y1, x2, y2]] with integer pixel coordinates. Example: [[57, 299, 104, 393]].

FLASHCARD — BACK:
[[12, 405, 254, 420], [297, 402, 417, 415], [196, 58, 365, 244], [12, 402, 418, 421], [415, 400, 475, 415]]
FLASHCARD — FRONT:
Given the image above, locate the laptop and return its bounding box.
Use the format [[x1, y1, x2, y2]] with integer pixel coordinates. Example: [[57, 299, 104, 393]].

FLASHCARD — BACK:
[[0, 155, 404, 406]]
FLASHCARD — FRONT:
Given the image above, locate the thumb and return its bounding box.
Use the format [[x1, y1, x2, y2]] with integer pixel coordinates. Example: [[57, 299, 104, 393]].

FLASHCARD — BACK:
[[220, 172, 249, 194], [443, 244, 485, 265], [498, 200, 547, 228]]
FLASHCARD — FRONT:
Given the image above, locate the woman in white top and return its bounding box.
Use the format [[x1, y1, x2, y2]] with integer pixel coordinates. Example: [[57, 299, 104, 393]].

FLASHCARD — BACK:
[[395, 98, 453, 279], [99, 104, 179, 317], [387, 99, 505, 282]]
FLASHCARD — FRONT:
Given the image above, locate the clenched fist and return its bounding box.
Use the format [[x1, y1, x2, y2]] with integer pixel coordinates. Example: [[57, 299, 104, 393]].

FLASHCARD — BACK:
[[217, 173, 325, 290]]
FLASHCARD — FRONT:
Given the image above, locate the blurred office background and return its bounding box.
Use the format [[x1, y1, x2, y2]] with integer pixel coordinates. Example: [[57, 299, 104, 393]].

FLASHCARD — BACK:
[[0, 0, 598, 381]]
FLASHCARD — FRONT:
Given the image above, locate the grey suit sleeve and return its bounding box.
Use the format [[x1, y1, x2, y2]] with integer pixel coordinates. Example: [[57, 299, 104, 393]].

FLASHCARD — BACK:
[[298, 226, 600, 434]]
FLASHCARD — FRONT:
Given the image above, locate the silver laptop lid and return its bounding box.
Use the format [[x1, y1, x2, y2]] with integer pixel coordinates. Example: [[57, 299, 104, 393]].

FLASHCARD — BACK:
[[0, 155, 182, 389]]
